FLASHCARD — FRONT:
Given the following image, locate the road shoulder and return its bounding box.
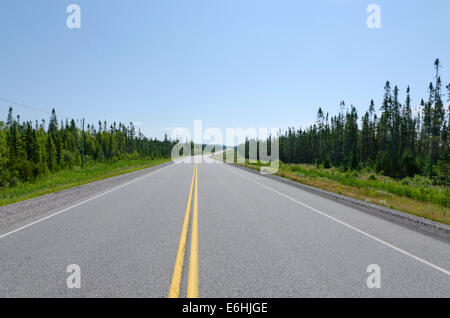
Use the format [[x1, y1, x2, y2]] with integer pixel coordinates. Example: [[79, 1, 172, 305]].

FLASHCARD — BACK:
[[0, 161, 173, 231], [228, 163, 450, 242]]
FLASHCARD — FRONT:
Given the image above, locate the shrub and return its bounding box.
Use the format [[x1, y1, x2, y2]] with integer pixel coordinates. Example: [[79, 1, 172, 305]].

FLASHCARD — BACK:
[[323, 155, 331, 169], [62, 150, 75, 168]]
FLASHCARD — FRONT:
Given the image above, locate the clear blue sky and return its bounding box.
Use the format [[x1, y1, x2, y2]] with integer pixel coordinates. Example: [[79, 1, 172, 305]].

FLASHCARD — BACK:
[[0, 0, 449, 139]]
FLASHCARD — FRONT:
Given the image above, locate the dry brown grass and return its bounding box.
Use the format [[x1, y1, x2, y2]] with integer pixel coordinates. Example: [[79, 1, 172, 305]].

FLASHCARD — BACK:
[[237, 162, 449, 225]]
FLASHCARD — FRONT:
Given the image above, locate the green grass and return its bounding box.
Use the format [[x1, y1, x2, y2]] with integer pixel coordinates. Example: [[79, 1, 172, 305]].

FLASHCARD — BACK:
[[214, 151, 449, 225], [0, 157, 170, 207], [285, 164, 449, 208]]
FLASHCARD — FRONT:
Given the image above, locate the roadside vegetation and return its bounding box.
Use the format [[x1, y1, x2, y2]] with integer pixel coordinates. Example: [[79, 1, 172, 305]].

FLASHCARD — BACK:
[[240, 59, 449, 184], [229, 158, 449, 225], [216, 59, 449, 224], [0, 107, 176, 188], [0, 108, 176, 206], [0, 156, 170, 207]]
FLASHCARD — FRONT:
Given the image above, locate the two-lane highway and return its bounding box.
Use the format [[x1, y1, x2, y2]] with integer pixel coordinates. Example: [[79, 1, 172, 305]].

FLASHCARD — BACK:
[[0, 160, 449, 297]]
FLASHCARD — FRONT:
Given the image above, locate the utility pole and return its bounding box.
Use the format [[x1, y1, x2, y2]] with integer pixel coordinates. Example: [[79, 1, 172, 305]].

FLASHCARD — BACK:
[[288, 131, 291, 165], [81, 118, 85, 168]]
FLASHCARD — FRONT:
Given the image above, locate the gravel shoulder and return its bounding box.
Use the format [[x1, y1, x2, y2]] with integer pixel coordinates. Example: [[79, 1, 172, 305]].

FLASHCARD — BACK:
[[0, 161, 173, 231], [230, 163, 450, 242]]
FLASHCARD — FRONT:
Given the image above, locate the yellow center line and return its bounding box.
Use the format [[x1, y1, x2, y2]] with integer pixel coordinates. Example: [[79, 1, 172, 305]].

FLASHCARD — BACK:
[[168, 164, 197, 298], [187, 163, 199, 298]]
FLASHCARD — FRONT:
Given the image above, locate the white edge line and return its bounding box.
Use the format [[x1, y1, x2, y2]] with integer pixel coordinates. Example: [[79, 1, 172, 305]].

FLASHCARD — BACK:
[[224, 165, 450, 277], [0, 162, 174, 241]]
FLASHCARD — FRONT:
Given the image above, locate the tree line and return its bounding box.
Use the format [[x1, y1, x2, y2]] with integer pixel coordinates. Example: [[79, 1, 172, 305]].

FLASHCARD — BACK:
[[246, 59, 449, 185], [0, 108, 175, 187]]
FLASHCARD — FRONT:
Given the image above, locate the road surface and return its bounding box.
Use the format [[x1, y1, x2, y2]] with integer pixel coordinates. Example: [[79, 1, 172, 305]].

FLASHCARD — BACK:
[[0, 160, 449, 297]]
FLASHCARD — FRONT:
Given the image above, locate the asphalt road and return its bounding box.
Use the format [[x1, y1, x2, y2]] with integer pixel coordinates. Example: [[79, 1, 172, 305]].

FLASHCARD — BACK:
[[0, 160, 449, 297]]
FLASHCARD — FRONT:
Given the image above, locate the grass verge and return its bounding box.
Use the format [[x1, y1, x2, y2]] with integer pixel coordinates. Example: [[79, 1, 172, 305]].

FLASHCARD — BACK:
[[214, 152, 449, 225], [0, 158, 171, 207]]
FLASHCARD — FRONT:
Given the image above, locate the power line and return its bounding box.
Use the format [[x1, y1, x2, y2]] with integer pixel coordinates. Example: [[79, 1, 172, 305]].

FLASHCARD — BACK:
[[0, 97, 52, 115], [0, 97, 87, 129]]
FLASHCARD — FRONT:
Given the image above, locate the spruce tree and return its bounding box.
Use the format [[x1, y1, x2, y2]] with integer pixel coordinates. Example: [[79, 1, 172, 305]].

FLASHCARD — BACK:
[[0, 124, 8, 186]]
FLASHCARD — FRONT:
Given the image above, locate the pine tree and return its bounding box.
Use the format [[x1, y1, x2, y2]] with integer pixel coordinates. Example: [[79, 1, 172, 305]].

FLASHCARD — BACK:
[[46, 134, 57, 172], [23, 121, 42, 178], [48, 108, 58, 134], [423, 83, 434, 177], [431, 60, 444, 168], [6, 107, 13, 128], [361, 111, 370, 163], [0, 122, 8, 186], [344, 106, 359, 169]]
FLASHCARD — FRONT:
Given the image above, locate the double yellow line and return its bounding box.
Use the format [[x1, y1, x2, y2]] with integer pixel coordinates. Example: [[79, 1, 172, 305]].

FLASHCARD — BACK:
[[168, 163, 199, 298]]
